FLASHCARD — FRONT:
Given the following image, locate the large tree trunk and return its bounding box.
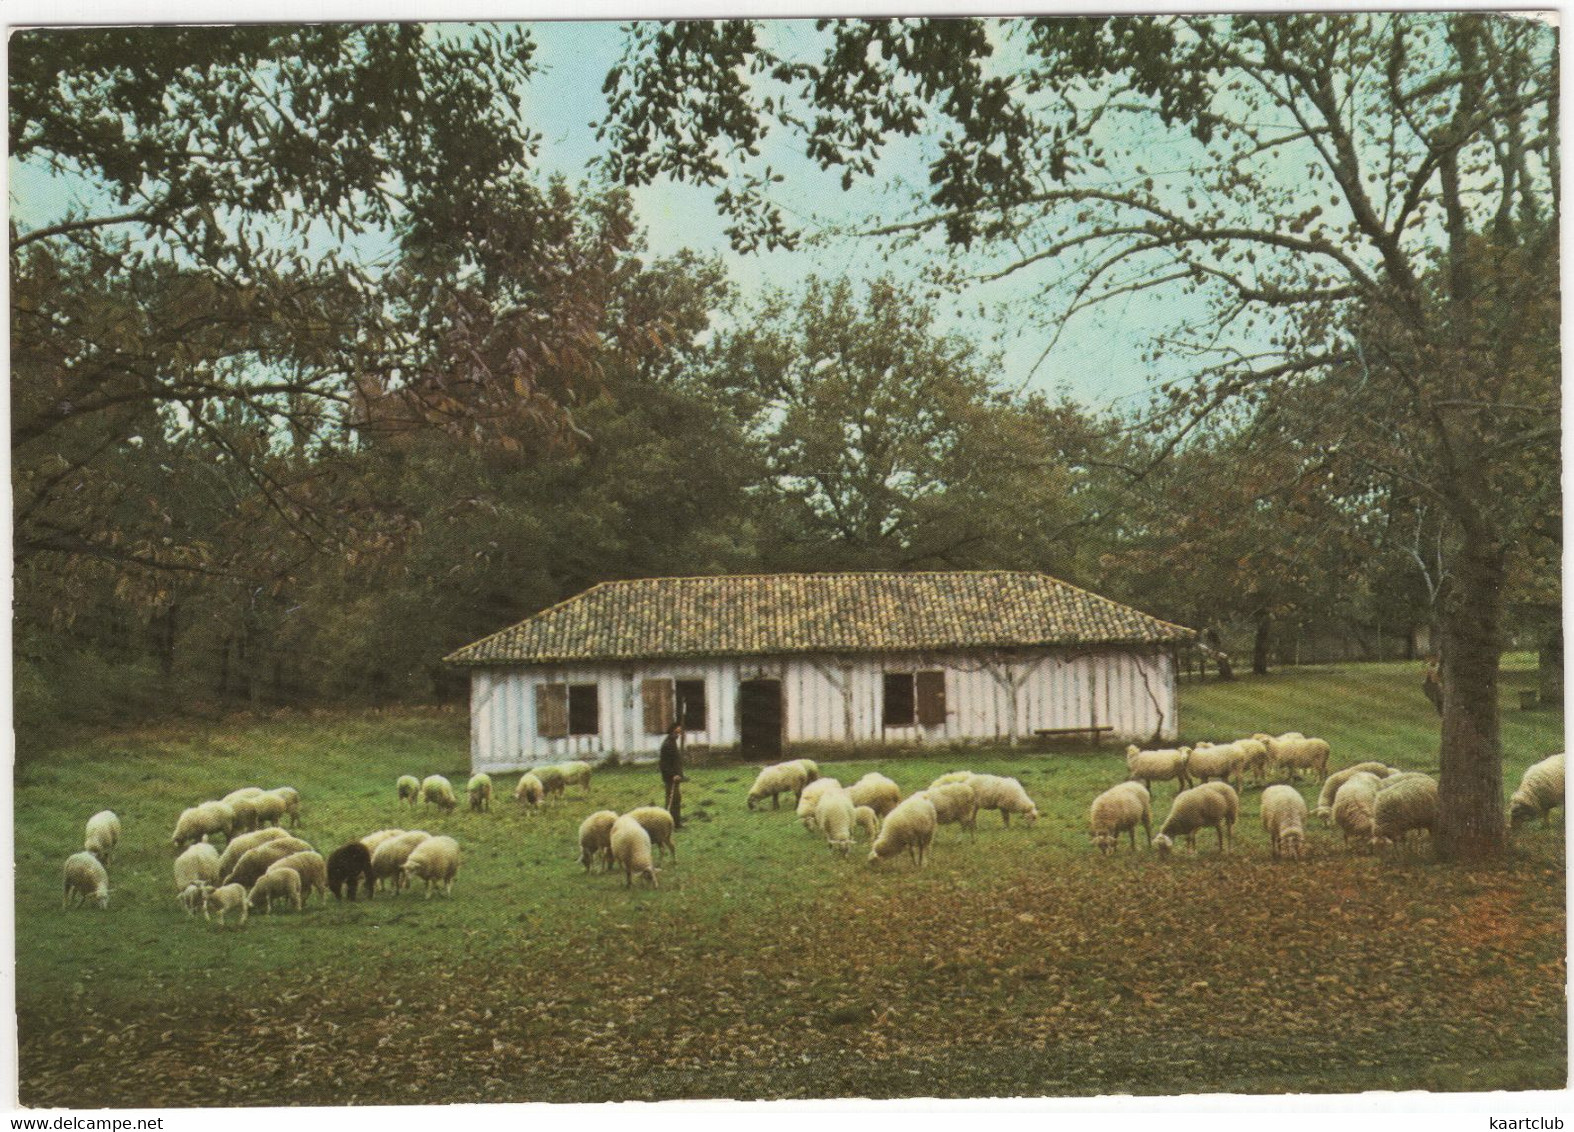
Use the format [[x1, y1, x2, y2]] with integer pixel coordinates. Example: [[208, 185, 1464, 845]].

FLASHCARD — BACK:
[[1434, 539, 1508, 862], [1252, 611, 1272, 675]]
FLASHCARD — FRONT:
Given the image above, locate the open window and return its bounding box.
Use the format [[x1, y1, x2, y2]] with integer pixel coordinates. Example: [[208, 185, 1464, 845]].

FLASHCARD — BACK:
[[539, 682, 599, 738], [883, 670, 946, 728], [643, 677, 707, 733], [675, 678, 706, 731]]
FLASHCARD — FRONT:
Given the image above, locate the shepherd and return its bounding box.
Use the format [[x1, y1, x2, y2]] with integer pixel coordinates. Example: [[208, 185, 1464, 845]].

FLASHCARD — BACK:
[[660, 721, 685, 830]]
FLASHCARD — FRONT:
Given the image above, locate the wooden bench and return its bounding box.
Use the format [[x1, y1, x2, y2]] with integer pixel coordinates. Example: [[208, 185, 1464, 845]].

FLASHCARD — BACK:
[[1033, 726, 1115, 746]]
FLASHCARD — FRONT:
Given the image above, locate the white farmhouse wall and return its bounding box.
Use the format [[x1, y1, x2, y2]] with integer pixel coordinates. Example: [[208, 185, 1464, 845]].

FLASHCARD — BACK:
[[468, 647, 1178, 773]]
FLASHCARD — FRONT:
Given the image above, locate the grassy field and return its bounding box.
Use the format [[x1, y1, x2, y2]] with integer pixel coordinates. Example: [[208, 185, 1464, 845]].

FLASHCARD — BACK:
[[13, 660, 1566, 1106]]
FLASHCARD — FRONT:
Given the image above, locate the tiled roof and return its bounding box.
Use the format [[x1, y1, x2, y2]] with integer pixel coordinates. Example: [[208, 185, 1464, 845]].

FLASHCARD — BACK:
[[445, 572, 1195, 666]]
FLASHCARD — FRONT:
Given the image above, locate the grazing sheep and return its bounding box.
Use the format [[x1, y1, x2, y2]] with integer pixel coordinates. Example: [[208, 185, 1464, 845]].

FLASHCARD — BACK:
[[419, 775, 458, 812], [624, 806, 677, 861], [1088, 782, 1152, 855], [170, 800, 237, 848], [1152, 784, 1238, 856], [555, 761, 593, 794], [177, 881, 211, 917], [1332, 772, 1384, 848], [397, 775, 422, 806], [1372, 774, 1439, 852], [173, 842, 222, 893], [223, 795, 262, 833], [359, 828, 407, 853], [853, 805, 881, 842], [923, 782, 979, 837], [1315, 763, 1401, 823], [747, 761, 811, 810], [1510, 753, 1565, 830], [401, 836, 461, 898], [1260, 784, 1310, 860], [204, 883, 249, 926], [266, 851, 329, 903], [533, 764, 568, 800], [869, 795, 938, 867], [327, 841, 376, 900], [1183, 743, 1238, 786], [467, 772, 494, 812], [514, 772, 546, 808], [248, 866, 303, 914], [1254, 733, 1332, 782], [263, 786, 301, 828], [609, 814, 659, 888], [222, 786, 265, 804], [578, 811, 620, 872], [62, 851, 109, 909], [371, 831, 431, 893], [967, 774, 1040, 826], [797, 777, 845, 829], [846, 773, 902, 818], [1125, 745, 1192, 794], [1231, 738, 1271, 783], [217, 827, 292, 876], [248, 790, 290, 829], [790, 759, 821, 784], [816, 790, 857, 855], [221, 838, 313, 889], [83, 810, 122, 865]]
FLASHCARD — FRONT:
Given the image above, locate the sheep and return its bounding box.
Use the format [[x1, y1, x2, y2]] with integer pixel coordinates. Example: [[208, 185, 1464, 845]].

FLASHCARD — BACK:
[[624, 806, 677, 862], [609, 813, 659, 888], [847, 772, 902, 818], [515, 772, 546, 808], [83, 810, 121, 864], [401, 836, 461, 898], [923, 782, 979, 837], [853, 805, 881, 842], [1152, 784, 1237, 856], [177, 881, 211, 917], [1314, 763, 1401, 823], [555, 761, 593, 794], [359, 828, 407, 853], [797, 777, 845, 829], [1510, 753, 1565, 830], [1088, 782, 1151, 855], [1260, 784, 1309, 860], [747, 761, 811, 810], [578, 810, 620, 872], [248, 790, 290, 828], [1183, 743, 1238, 786], [532, 764, 567, 800], [204, 883, 249, 926], [967, 773, 1039, 826], [222, 786, 265, 804], [173, 842, 222, 893], [371, 831, 431, 893], [868, 795, 938, 868], [467, 772, 494, 812], [248, 866, 303, 914], [62, 851, 109, 909], [789, 759, 821, 784], [170, 800, 237, 848], [265, 786, 301, 828], [1372, 774, 1439, 852], [217, 827, 292, 876], [1230, 738, 1271, 783], [221, 838, 312, 889], [928, 771, 974, 789], [1254, 733, 1332, 782], [397, 775, 422, 806], [1331, 772, 1383, 848], [223, 794, 261, 833], [267, 851, 329, 903], [419, 774, 458, 812], [816, 790, 857, 855], [1125, 745, 1192, 794], [327, 841, 376, 900]]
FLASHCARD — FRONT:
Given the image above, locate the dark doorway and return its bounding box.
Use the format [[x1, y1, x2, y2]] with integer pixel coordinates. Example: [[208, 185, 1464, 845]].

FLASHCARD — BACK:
[[738, 678, 783, 760]]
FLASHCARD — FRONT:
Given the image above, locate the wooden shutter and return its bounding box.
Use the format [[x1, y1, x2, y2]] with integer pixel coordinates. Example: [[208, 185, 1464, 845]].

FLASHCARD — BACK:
[[642, 678, 674, 734], [536, 682, 568, 739], [915, 670, 947, 727]]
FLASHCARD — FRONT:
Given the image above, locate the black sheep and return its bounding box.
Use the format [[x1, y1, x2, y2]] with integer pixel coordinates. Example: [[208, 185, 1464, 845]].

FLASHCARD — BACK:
[[326, 841, 375, 900]]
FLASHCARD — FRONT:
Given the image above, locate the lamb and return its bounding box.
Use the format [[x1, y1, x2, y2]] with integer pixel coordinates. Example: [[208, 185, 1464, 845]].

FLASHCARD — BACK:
[[868, 795, 938, 867], [609, 813, 659, 888], [922, 782, 978, 837], [555, 761, 593, 794], [1125, 745, 1192, 794], [327, 841, 376, 900], [204, 883, 249, 926], [747, 761, 811, 810], [816, 790, 857, 855], [1510, 753, 1565, 830], [173, 842, 222, 893], [514, 772, 545, 808], [853, 805, 881, 842], [966, 773, 1039, 826], [217, 827, 292, 876], [1152, 784, 1237, 855], [1315, 763, 1401, 823], [624, 806, 677, 861], [1331, 772, 1383, 847], [62, 851, 110, 909], [1088, 782, 1151, 855], [1260, 784, 1309, 860], [1254, 733, 1332, 782], [797, 777, 845, 829], [846, 772, 902, 818], [401, 836, 461, 898], [1372, 773, 1439, 851], [83, 810, 121, 864], [177, 882, 211, 917], [467, 772, 494, 812], [221, 838, 312, 889], [578, 810, 620, 872], [397, 775, 422, 806], [170, 800, 237, 848], [248, 866, 303, 913], [266, 850, 329, 903], [371, 831, 431, 893], [419, 774, 458, 812]]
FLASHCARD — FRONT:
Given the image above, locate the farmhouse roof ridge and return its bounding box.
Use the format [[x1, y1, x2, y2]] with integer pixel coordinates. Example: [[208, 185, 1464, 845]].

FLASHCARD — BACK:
[[445, 570, 1194, 667]]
